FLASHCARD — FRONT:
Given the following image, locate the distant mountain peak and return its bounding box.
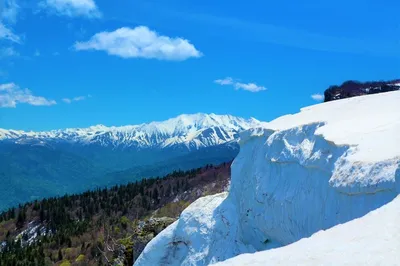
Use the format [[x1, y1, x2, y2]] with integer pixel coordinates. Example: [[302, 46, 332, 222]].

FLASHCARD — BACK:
[[0, 113, 263, 149]]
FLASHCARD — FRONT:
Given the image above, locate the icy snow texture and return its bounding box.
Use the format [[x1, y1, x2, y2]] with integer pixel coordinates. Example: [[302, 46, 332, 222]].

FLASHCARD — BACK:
[[215, 195, 400, 266], [0, 113, 262, 149], [134, 91, 400, 266], [134, 193, 252, 266]]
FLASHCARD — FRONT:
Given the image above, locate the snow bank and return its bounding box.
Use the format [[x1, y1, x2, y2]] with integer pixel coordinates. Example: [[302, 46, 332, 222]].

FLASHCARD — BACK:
[[134, 91, 400, 266], [134, 193, 255, 266], [215, 195, 400, 266], [266, 91, 400, 162]]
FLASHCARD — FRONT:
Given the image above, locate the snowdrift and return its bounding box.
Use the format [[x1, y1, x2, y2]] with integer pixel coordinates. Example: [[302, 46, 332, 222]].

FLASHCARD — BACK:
[[134, 91, 400, 266], [215, 195, 400, 266]]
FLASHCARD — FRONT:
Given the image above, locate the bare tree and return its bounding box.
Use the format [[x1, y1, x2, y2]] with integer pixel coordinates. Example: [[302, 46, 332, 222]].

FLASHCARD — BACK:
[[97, 226, 126, 265]]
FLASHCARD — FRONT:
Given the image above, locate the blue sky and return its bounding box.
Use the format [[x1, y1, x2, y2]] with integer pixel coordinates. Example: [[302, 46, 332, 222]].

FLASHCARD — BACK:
[[0, 0, 399, 131]]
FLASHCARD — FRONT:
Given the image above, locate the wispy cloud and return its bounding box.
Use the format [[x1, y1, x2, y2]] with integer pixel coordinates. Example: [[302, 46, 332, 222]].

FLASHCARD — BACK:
[[311, 93, 324, 101], [0, 83, 57, 108], [215, 77, 266, 92], [1, 0, 20, 24], [0, 23, 20, 43], [0, 1, 22, 61], [34, 49, 40, 56], [74, 26, 202, 61], [214, 77, 234, 86], [146, 5, 400, 57], [0, 46, 19, 57], [39, 0, 101, 18], [62, 94, 91, 104]]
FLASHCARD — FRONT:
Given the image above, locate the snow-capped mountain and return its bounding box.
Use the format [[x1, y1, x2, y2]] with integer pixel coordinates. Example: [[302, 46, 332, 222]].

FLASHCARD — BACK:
[[0, 114, 263, 211], [0, 113, 261, 150], [135, 91, 400, 265]]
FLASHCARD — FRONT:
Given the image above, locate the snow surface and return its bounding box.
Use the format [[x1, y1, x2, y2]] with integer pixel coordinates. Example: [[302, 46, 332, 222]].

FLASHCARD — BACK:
[[134, 193, 252, 266], [266, 91, 400, 162], [134, 91, 400, 266], [215, 195, 400, 266], [0, 113, 262, 149]]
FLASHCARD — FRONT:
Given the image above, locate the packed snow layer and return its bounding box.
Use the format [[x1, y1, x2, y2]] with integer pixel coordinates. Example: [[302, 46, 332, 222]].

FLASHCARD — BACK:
[[215, 195, 400, 266], [134, 92, 400, 266], [267, 91, 400, 162], [134, 193, 255, 266]]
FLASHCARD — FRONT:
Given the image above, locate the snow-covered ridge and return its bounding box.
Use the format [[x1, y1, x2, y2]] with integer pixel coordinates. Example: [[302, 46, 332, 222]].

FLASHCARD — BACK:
[[134, 91, 400, 265], [0, 113, 262, 149]]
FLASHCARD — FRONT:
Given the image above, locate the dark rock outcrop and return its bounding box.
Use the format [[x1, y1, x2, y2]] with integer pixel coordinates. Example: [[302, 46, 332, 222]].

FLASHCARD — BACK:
[[324, 79, 400, 102]]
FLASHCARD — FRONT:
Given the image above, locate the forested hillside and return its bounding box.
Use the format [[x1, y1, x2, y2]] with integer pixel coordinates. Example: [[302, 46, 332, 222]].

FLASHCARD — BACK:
[[0, 113, 256, 211], [0, 162, 231, 265]]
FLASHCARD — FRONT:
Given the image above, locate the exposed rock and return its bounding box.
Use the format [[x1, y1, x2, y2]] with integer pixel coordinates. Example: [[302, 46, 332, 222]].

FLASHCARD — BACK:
[[324, 79, 400, 102]]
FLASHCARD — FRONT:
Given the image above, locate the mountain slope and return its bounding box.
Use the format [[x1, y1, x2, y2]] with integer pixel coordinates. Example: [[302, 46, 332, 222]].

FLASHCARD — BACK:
[[0, 143, 101, 210], [0, 163, 231, 265], [135, 91, 400, 265], [0, 114, 260, 211]]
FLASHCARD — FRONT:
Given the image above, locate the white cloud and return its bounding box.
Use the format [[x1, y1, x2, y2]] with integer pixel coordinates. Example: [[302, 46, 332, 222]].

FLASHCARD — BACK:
[[311, 93, 324, 101], [215, 77, 234, 86], [39, 0, 101, 18], [74, 26, 202, 61], [62, 94, 91, 104], [234, 82, 266, 92], [34, 49, 40, 56], [0, 23, 20, 43], [214, 77, 267, 92], [0, 83, 56, 108]]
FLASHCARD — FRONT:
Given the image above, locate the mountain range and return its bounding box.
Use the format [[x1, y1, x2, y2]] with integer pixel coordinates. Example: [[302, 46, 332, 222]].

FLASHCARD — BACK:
[[0, 114, 260, 148], [0, 113, 262, 210]]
